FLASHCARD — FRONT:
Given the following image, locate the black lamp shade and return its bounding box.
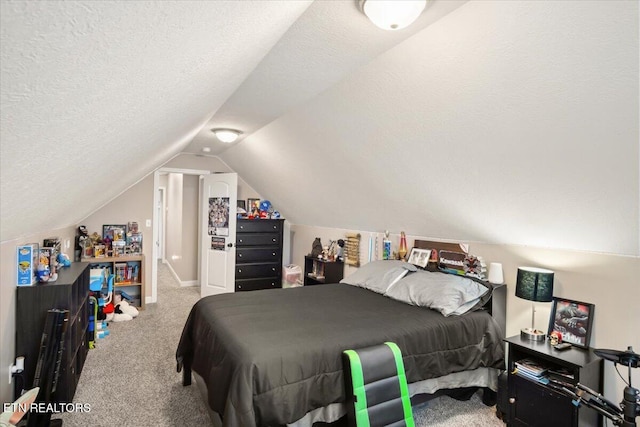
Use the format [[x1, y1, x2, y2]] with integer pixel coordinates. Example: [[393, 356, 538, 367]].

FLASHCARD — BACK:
[[515, 267, 554, 302]]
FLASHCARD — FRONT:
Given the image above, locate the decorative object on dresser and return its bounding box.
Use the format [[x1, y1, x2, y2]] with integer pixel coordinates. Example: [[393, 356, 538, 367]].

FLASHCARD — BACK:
[[547, 297, 595, 349], [235, 218, 284, 291], [505, 334, 603, 427], [15, 263, 90, 405], [516, 267, 554, 341], [304, 256, 344, 285]]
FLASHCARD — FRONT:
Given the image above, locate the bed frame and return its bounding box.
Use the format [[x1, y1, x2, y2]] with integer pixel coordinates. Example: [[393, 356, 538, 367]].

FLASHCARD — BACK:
[[181, 241, 507, 427]]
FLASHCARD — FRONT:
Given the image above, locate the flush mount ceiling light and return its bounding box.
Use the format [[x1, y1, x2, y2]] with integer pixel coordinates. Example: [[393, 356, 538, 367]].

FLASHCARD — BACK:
[[212, 128, 241, 143], [359, 0, 427, 31]]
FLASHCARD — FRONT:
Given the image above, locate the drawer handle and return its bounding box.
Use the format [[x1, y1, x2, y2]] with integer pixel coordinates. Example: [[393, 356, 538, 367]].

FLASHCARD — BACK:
[[239, 239, 243, 243], [240, 225, 244, 229], [273, 225, 277, 229], [272, 267, 276, 271], [272, 238, 276, 242], [272, 252, 276, 256], [238, 285, 243, 289], [238, 269, 242, 273], [509, 398, 515, 404], [239, 254, 243, 257]]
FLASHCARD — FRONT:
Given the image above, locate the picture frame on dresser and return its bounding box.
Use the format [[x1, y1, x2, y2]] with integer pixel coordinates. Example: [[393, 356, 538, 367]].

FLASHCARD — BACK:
[[547, 297, 595, 348]]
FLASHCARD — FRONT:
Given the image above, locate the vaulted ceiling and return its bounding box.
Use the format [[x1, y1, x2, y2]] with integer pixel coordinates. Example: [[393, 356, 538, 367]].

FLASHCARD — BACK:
[[1, 1, 638, 256]]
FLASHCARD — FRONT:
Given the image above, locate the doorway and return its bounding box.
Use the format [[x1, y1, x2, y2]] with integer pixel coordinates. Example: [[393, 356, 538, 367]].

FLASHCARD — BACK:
[[151, 168, 210, 304]]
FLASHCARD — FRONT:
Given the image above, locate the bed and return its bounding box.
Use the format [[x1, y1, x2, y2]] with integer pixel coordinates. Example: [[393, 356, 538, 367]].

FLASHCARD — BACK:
[[176, 258, 506, 427]]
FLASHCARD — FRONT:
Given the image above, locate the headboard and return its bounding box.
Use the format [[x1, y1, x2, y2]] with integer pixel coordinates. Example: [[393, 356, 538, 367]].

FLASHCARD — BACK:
[[413, 239, 506, 339]]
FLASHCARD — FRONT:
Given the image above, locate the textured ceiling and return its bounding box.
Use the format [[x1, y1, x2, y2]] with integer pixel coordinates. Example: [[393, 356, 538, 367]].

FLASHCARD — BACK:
[[219, 0, 639, 255], [1, 1, 638, 256], [0, 0, 312, 242]]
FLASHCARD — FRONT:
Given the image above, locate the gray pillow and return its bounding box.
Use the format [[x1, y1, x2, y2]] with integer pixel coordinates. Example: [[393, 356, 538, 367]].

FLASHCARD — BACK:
[[340, 260, 417, 294], [384, 270, 489, 316]]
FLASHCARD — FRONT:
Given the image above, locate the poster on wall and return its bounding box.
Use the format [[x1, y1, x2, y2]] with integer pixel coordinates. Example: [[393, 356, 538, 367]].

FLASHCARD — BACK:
[[208, 197, 230, 236], [211, 237, 225, 251]]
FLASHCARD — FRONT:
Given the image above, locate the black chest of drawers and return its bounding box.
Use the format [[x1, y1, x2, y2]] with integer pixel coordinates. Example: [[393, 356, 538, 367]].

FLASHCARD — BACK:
[[235, 219, 284, 291]]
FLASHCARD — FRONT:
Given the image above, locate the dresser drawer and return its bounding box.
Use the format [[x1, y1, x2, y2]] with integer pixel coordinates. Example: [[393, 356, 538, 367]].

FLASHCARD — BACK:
[[236, 232, 281, 247], [235, 278, 281, 291], [237, 219, 282, 233], [236, 247, 281, 263], [236, 263, 280, 279]]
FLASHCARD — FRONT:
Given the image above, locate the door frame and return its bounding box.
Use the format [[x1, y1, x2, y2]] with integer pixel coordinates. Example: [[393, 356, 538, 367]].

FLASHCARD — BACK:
[[151, 167, 210, 304]]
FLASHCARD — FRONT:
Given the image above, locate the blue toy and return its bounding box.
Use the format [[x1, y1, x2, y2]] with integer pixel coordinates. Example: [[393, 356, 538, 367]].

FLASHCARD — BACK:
[[259, 200, 272, 212], [57, 253, 72, 267]]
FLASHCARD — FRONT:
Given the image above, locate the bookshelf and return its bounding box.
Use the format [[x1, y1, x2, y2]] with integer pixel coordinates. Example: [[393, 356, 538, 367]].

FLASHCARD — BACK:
[[15, 264, 90, 402], [82, 255, 145, 309]]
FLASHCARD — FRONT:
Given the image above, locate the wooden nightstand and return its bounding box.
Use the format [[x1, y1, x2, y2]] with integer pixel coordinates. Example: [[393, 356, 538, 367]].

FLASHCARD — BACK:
[[505, 334, 603, 427]]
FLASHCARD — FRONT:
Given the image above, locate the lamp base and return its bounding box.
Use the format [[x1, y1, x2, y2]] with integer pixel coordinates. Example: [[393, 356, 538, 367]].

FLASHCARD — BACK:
[[521, 327, 546, 342]]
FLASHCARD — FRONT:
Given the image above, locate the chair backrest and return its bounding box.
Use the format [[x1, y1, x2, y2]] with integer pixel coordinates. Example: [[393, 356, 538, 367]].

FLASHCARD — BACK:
[[343, 342, 415, 427]]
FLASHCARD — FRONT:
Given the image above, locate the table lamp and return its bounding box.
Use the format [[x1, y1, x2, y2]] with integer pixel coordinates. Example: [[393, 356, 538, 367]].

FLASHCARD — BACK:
[[516, 266, 554, 341]]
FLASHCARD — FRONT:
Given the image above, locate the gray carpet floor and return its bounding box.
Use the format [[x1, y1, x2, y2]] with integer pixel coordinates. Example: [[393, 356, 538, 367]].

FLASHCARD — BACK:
[[56, 261, 505, 427]]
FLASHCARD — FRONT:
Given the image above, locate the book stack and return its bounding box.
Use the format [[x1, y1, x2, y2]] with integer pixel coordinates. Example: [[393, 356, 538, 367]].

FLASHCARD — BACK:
[[514, 358, 549, 382], [547, 367, 576, 384]]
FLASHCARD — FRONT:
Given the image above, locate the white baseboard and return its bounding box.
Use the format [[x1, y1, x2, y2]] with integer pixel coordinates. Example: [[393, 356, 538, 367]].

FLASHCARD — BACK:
[[181, 280, 198, 287], [165, 262, 198, 287]]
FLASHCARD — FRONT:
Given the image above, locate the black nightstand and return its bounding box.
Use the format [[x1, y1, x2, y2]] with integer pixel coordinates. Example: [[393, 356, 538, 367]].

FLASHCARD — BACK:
[[304, 256, 344, 285], [505, 335, 603, 427]]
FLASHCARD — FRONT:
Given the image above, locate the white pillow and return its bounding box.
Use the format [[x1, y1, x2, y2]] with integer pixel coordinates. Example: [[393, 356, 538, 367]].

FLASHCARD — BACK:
[[384, 270, 489, 316], [340, 260, 417, 294]]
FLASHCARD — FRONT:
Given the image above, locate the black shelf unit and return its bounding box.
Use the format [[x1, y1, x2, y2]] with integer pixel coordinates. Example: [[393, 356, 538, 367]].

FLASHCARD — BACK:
[[235, 219, 284, 291], [304, 256, 344, 285], [15, 263, 90, 402], [505, 334, 603, 427]]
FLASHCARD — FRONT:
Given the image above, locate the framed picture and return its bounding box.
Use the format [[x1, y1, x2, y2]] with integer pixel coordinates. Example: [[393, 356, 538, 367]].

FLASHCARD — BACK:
[[407, 247, 431, 269], [103, 224, 127, 242], [237, 200, 246, 210], [247, 198, 260, 213], [547, 297, 595, 348]]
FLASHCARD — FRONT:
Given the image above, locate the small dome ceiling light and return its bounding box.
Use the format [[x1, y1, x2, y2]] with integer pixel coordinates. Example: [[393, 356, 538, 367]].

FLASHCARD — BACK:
[[212, 128, 241, 143], [359, 0, 427, 31]]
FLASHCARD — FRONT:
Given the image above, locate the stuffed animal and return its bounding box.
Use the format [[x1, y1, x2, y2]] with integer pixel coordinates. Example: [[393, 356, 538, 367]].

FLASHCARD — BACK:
[[111, 299, 139, 322], [118, 300, 139, 318]]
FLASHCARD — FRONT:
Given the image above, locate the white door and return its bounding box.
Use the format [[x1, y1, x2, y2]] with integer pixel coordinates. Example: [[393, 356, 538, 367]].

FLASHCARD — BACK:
[[200, 173, 237, 297]]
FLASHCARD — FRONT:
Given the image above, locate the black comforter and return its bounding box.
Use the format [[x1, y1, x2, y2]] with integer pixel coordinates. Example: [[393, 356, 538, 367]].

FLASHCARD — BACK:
[[176, 283, 504, 427]]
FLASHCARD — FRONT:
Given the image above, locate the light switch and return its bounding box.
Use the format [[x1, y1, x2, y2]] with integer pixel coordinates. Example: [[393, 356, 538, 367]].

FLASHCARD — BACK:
[[146, 219, 152, 227]]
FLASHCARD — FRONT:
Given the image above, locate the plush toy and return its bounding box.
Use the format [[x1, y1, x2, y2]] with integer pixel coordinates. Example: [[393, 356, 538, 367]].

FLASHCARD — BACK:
[[117, 300, 139, 318], [111, 295, 139, 322], [57, 253, 71, 267]]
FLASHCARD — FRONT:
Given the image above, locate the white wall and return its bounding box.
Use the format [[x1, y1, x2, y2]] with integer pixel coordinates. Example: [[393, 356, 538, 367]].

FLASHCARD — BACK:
[[291, 224, 639, 407]]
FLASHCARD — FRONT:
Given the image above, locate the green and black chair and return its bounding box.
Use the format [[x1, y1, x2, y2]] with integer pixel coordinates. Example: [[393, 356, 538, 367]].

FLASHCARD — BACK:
[[343, 342, 415, 427]]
